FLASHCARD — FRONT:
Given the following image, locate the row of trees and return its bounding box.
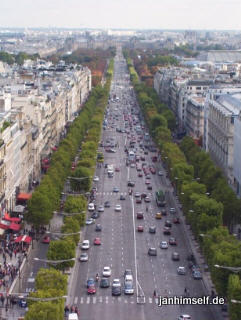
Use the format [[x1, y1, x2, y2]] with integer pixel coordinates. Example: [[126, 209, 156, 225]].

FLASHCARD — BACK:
[[24, 58, 114, 320], [125, 54, 241, 319], [0, 51, 40, 65]]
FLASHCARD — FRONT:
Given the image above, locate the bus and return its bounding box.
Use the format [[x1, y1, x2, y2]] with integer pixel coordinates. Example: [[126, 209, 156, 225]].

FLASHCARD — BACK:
[[155, 190, 166, 207]]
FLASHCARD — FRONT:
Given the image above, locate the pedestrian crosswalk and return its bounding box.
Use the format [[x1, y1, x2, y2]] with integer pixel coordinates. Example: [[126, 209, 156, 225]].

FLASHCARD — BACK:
[[95, 192, 128, 196], [71, 296, 159, 305]]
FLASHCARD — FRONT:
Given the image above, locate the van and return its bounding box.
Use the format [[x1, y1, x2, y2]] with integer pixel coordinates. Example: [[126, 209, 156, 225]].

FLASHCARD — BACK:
[[68, 313, 79, 320]]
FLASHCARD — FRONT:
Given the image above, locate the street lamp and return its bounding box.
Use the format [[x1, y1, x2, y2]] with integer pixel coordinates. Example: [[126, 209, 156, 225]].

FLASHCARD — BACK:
[[214, 264, 241, 273], [46, 231, 81, 236], [231, 299, 241, 304]]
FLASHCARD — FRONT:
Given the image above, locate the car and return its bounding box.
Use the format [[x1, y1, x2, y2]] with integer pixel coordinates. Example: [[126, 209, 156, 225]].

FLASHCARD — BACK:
[[173, 217, 180, 224], [124, 269, 132, 278], [135, 191, 141, 197], [115, 204, 122, 211], [81, 240, 90, 250], [161, 209, 167, 216], [136, 212, 144, 219], [100, 277, 110, 288], [115, 167, 120, 172], [141, 156, 145, 161], [193, 270, 202, 279], [113, 187, 119, 193], [165, 220, 172, 227], [95, 224, 102, 232], [191, 264, 201, 272], [138, 172, 143, 177], [170, 207, 176, 214], [93, 237, 101, 245], [177, 266, 186, 275], [147, 185, 152, 190], [158, 171, 164, 176], [42, 235, 50, 244], [136, 197, 142, 204], [144, 196, 151, 203], [92, 186, 97, 192], [86, 218, 95, 225], [112, 279, 121, 287], [88, 203, 95, 211], [178, 315, 191, 320], [146, 174, 151, 180], [137, 226, 144, 232], [124, 280, 134, 295], [144, 151, 148, 155], [172, 252, 180, 261], [163, 227, 171, 235], [91, 212, 99, 219], [93, 176, 99, 182], [87, 284, 96, 294], [148, 248, 157, 256], [169, 237, 177, 245], [79, 253, 88, 262], [120, 194, 126, 200], [130, 163, 135, 168], [150, 167, 156, 174], [86, 278, 95, 288], [102, 266, 111, 277], [155, 212, 162, 219], [145, 180, 150, 185], [98, 205, 104, 212], [127, 181, 135, 187], [149, 226, 156, 234], [160, 241, 168, 249], [112, 285, 121, 296], [104, 201, 111, 208]]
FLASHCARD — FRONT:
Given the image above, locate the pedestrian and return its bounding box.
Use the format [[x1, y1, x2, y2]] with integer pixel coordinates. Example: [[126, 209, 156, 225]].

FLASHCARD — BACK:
[[0, 294, 4, 306], [153, 290, 156, 298]]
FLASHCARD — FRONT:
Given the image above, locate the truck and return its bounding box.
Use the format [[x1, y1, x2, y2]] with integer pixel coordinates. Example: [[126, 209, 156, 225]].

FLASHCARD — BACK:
[[155, 190, 166, 207]]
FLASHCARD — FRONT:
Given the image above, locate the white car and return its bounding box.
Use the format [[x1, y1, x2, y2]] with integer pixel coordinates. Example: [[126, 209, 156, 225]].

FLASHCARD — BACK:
[[160, 241, 168, 249], [93, 176, 99, 182], [112, 279, 121, 287], [178, 315, 191, 320], [81, 240, 90, 250], [102, 266, 111, 277], [86, 218, 95, 225], [115, 204, 122, 211], [88, 203, 95, 211], [158, 171, 163, 176], [79, 253, 88, 262], [98, 205, 104, 212]]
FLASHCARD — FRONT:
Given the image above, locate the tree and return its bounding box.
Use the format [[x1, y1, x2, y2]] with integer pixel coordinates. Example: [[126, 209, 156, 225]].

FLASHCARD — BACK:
[[25, 301, 62, 320], [47, 239, 75, 270], [227, 275, 241, 320], [70, 166, 91, 192], [35, 268, 67, 292], [26, 192, 52, 227]]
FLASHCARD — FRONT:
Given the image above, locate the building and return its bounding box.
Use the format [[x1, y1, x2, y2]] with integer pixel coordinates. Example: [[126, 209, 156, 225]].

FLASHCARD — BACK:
[[185, 95, 205, 141]]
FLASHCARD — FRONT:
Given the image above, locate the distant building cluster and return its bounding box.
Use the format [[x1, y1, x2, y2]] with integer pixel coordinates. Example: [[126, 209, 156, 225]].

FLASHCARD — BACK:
[[0, 59, 91, 213], [154, 61, 241, 196]]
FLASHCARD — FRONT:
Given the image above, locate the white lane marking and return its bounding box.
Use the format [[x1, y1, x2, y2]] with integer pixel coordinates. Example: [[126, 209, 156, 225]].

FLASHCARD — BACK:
[[86, 297, 90, 304], [99, 296, 103, 303], [106, 296, 109, 304], [74, 297, 78, 304], [155, 298, 159, 304], [80, 297, 84, 304], [93, 297, 96, 304], [124, 299, 128, 303], [149, 297, 153, 303]]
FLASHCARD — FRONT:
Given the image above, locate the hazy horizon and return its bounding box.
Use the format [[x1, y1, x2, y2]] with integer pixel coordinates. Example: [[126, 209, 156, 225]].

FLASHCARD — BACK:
[[1, 0, 241, 30]]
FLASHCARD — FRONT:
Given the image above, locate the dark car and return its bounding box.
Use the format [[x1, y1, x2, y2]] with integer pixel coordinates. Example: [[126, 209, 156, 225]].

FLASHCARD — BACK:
[[91, 212, 100, 219], [147, 185, 152, 190], [95, 224, 102, 232], [87, 278, 95, 288], [148, 248, 157, 256], [136, 197, 142, 204], [163, 227, 171, 235], [172, 252, 180, 261], [165, 220, 172, 228], [169, 237, 177, 245], [149, 226, 156, 234], [100, 277, 110, 288], [104, 201, 111, 208], [112, 286, 121, 296], [120, 195, 126, 200], [136, 212, 144, 219], [127, 181, 135, 187], [193, 270, 202, 280]]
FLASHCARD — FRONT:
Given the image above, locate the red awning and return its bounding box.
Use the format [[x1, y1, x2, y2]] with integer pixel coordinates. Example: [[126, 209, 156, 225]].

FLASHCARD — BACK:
[[4, 213, 21, 223], [9, 223, 21, 231], [17, 193, 32, 201], [15, 235, 32, 244], [0, 222, 10, 230]]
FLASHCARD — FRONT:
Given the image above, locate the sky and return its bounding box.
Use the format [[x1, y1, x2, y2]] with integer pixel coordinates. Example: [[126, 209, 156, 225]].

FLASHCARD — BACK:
[[1, 0, 241, 30]]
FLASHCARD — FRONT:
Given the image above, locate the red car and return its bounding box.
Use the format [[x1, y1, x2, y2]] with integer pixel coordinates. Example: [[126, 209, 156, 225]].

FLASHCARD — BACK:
[[94, 238, 101, 245], [137, 212, 144, 219], [42, 236, 50, 244], [136, 197, 142, 204], [87, 285, 96, 294], [115, 167, 120, 172], [163, 227, 171, 235], [138, 172, 143, 177], [137, 226, 144, 232], [150, 167, 156, 174], [173, 217, 180, 224], [145, 180, 150, 185], [169, 237, 177, 245]]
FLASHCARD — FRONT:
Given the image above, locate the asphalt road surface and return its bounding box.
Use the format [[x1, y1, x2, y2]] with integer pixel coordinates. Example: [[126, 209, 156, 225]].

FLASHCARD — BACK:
[[67, 50, 214, 320]]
